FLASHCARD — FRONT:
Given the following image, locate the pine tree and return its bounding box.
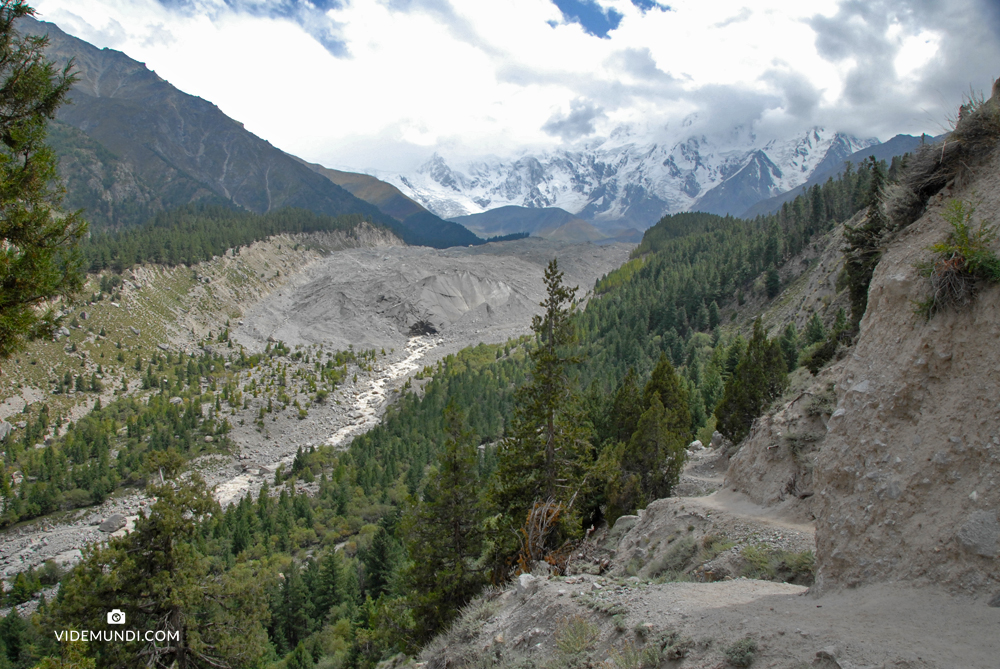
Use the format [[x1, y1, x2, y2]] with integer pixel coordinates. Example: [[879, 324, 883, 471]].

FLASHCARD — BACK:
[[362, 524, 396, 598], [714, 319, 788, 445], [606, 368, 643, 445], [0, 1, 86, 363], [45, 478, 271, 668], [642, 354, 692, 442], [402, 402, 486, 642], [0, 609, 28, 668], [843, 156, 891, 327], [765, 269, 781, 298], [279, 561, 314, 648], [708, 301, 720, 330], [804, 312, 827, 345], [286, 642, 313, 669], [779, 322, 799, 372], [314, 548, 349, 619], [489, 259, 591, 531], [600, 393, 687, 524]]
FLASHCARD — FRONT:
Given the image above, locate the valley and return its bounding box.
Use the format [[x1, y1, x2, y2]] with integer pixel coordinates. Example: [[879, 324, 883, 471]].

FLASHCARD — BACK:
[[0, 233, 630, 591], [0, 5, 997, 669]]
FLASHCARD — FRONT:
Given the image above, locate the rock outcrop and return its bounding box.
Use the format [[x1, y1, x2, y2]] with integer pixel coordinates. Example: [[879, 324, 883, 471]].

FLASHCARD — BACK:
[[812, 150, 1000, 593]]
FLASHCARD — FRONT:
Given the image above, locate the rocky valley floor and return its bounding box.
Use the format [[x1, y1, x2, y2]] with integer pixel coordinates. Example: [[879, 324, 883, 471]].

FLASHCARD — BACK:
[[0, 234, 631, 601]]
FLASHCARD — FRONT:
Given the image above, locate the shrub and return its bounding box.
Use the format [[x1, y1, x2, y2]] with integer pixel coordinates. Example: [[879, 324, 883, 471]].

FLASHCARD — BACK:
[[724, 637, 758, 667], [607, 643, 649, 669], [646, 536, 697, 580], [914, 199, 1000, 318], [715, 319, 787, 444], [662, 636, 695, 661], [554, 615, 599, 660]]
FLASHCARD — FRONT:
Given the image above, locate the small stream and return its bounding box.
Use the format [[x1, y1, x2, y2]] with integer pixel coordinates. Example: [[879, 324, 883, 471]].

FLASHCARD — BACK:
[[215, 335, 438, 505]]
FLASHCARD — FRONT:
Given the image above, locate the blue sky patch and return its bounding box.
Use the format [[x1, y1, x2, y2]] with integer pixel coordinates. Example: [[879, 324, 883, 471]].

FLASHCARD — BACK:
[[629, 0, 671, 13], [551, 0, 623, 39]]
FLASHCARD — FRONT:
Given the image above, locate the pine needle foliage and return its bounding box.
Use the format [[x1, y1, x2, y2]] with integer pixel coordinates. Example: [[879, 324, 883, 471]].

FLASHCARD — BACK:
[[46, 478, 271, 669], [489, 259, 591, 566], [402, 402, 487, 642], [715, 319, 787, 445], [843, 156, 892, 327], [0, 1, 86, 361]]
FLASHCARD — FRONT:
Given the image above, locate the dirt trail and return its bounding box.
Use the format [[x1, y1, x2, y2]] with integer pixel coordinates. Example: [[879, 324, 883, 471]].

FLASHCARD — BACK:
[[464, 574, 1000, 669], [684, 489, 816, 536], [427, 446, 997, 669], [672, 447, 816, 536]]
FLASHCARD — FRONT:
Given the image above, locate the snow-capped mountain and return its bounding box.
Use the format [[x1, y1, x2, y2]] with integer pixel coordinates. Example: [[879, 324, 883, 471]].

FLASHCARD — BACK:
[[380, 127, 879, 230]]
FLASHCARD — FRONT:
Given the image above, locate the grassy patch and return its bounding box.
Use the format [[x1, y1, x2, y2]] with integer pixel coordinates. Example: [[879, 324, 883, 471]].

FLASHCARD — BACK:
[[576, 593, 628, 617], [645, 536, 697, 581], [554, 615, 599, 660], [739, 545, 815, 585], [723, 637, 757, 667], [914, 199, 1000, 318]]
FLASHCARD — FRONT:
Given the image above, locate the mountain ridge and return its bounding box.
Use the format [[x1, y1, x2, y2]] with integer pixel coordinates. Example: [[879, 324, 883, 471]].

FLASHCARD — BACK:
[[25, 17, 480, 249], [381, 127, 879, 228], [741, 133, 938, 217]]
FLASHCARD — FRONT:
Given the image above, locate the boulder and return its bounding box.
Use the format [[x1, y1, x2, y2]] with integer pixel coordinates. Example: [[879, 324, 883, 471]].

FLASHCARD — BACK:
[[515, 573, 538, 595], [53, 549, 83, 568], [957, 511, 1000, 558], [99, 514, 127, 533]]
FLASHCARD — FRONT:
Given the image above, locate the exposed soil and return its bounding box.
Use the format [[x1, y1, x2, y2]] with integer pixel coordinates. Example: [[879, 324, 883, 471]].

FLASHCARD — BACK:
[[420, 449, 999, 669]]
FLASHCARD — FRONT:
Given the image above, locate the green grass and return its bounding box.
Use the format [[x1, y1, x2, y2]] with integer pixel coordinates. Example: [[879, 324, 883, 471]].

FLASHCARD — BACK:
[[915, 199, 1000, 318]]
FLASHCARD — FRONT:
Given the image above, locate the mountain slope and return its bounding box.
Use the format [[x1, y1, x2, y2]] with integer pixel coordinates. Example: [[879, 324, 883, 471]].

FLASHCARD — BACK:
[[742, 134, 934, 217], [447, 205, 584, 237], [296, 157, 483, 246], [296, 159, 427, 221], [25, 18, 477, 249], [46, 119, 172, 229], [691, 150, 783, 216]]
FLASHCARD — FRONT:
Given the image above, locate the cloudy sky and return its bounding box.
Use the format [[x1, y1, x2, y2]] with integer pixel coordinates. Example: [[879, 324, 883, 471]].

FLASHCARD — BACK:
[[33, 0, 1000, 172]]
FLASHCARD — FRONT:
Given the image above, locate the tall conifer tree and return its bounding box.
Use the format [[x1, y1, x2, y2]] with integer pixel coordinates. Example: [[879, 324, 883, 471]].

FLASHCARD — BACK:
[[489, 259, 591, 563], [715, 319, 788, 444], [402, 402, 485, 641]]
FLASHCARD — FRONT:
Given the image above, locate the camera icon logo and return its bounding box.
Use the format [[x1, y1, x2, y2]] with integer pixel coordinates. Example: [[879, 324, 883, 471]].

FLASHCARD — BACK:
[[107, 609, 125, 625]]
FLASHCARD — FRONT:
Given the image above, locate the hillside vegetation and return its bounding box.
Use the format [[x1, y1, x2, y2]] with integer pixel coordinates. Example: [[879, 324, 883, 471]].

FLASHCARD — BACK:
[[81, 205, 385, 272], [0, 139, 902, 669]]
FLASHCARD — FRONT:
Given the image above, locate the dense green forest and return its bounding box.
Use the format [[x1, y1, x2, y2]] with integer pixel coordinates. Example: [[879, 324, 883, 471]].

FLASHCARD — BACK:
[[1, 157, 896, 669], [79, 206, 384, 272], [78, 204, 530, 273]]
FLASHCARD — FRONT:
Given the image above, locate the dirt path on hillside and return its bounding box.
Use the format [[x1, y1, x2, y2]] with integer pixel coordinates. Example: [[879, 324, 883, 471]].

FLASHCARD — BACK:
[[472, 574, 999, 669]]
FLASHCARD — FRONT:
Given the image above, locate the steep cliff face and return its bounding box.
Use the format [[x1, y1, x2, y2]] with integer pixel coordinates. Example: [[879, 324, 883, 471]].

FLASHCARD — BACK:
[[812, 153, 1000, 593]]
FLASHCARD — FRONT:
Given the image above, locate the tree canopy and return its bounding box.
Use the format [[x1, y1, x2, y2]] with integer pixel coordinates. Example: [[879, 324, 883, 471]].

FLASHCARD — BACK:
[[0, 0, 85, 361]]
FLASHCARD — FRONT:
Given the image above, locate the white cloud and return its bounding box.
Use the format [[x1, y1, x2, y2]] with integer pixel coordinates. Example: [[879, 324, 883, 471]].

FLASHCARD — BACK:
[[31, 0, 1000, 172]]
